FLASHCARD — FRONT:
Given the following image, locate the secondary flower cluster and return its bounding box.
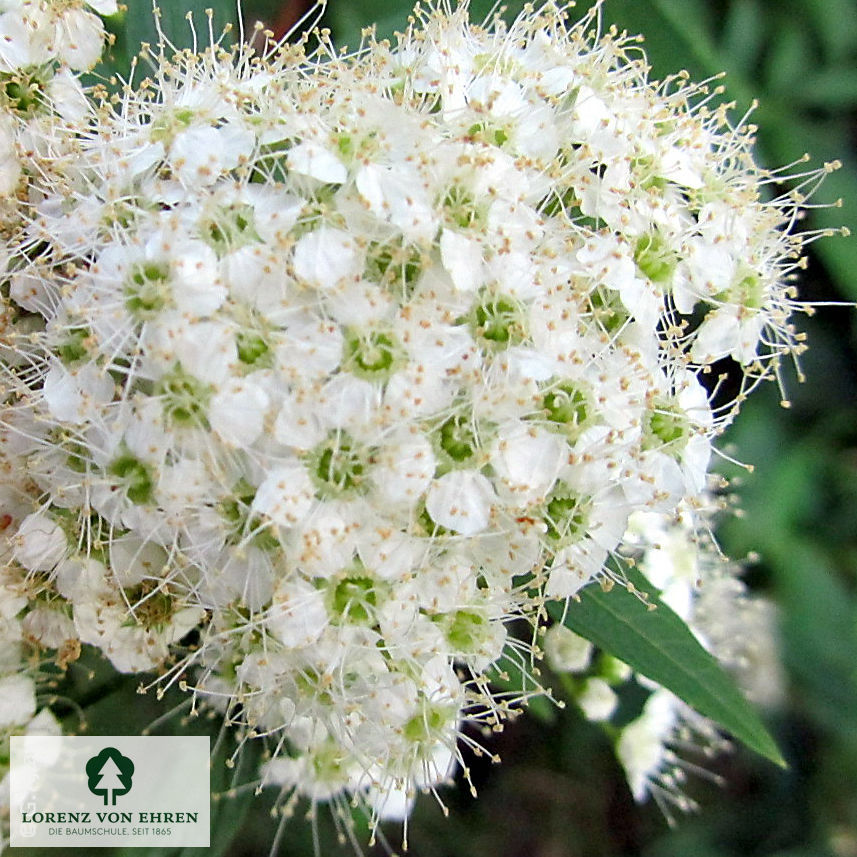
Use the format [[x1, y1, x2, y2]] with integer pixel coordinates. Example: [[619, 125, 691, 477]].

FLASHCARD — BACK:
[[546, 502, 783, 814], [0, 0, 810, 836]]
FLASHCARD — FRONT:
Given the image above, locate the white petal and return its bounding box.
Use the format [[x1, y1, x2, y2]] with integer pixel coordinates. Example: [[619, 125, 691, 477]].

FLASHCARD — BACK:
[[439, 229, 484, 292], [54, 556, 109, 602], [490, 422, 565, 505], [356, 163, 439, 242], [426, 470, 495, 535], [319, 374, 379, 432], [210, 379, 270, 448], [287, 141, 348, 184], [0, 674, 36, 728], [172, 320, 236, 384], [266, 580, 327, 647], [42, 361, 114, 424], [87, 0, 118, 14], [12, 512, 67, 572], [54, 8, 105, 69], [373, 430, 436, 506], [275, 312, 343, 380], [170, 240, 224, 314], [274, 394, 326, 451], [252, 462, 316, 527], [292, 227, 360, 291]]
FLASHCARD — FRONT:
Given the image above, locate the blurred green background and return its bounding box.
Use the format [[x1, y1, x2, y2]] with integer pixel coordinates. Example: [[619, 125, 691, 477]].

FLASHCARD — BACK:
[[27, 1, 857, 855]]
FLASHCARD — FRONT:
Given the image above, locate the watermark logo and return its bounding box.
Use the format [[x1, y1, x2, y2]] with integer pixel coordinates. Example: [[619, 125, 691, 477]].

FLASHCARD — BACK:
[[86, 747, 135, 805], [10, 736, 209, 848]]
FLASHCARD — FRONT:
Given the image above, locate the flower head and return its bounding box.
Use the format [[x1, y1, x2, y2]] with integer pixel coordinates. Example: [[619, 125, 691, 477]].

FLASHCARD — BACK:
[[0, 0, 824, 837]]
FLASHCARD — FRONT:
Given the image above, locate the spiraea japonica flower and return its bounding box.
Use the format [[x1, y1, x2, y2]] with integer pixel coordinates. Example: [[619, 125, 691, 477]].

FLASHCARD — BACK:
[[0, 0, 839, 842]]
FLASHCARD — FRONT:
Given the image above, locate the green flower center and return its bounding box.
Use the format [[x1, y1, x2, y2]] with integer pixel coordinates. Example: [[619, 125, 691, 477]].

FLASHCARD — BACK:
[[235, 329, 271, 367], [57, 328, 91, 365], [403, 701, 453, 744], [219, 480, 280, 551], [334, 129, 379, 162], [308, 433, 372, 497], [108, 454, 155, 505], [365, 239, 424, 299], [587, 287, 628, 334], [634, 232, 677, 283], [442, 185, 485, 230], [644, 399, 690, 453], [466, 121, 509, 147], [342, 328, 403, 380], [543, 489, 591, 546], [156, 365, 212, 427], [438, 413, 479, 465], [310, 741, 347, 783], [632, 156, 668, 191], [1, 68, 48, 116], [201, 204, 261, 254], [722, 269, 764, 310], [471, 291, 527, 349], [328, 575, 383, 624], [149, 107, 195, 143], [443, 609, 489, 652], [125, 261, 170, 318], [541, 381, 591, 437]]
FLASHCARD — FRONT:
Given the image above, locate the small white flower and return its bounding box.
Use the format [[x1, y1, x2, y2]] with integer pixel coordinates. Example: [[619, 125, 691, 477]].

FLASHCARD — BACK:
[[544, 624, 594, 673], [426, 470, 496, 535], [12, 512, 67, 572], [578, 678, 618, 722], [266, 579, 328, 648], [251, 462, 316, 528], [293, 227, 361, 291], [210, 378, 270, 448], [0, 673, 37, 728], [287, 141, 348, 184]]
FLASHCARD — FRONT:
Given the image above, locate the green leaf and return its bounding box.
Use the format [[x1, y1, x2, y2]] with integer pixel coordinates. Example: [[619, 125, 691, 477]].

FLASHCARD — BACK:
[[763, 22, 811, 95], [547, 568, 787, 767], [793, 68, 857, 108], [802, 0, 857, 62], [720, 0, 767, 76]]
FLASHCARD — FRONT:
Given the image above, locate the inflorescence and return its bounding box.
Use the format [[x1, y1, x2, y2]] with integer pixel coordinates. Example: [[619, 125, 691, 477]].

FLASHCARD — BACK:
[[0, 0, 837, 847]]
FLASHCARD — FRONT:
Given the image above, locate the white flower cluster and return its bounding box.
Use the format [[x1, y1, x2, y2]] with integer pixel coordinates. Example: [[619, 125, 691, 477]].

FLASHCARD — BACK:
[[0, 0, 117, 202], [0, 0, 813, 829], [1, 3, 114, 848], [0, 498, 66, 852], [547, 503, 784, 813]]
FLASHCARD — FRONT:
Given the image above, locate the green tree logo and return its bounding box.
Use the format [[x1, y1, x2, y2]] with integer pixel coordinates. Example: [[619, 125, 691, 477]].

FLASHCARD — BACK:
[[85, 747, 135, 806]]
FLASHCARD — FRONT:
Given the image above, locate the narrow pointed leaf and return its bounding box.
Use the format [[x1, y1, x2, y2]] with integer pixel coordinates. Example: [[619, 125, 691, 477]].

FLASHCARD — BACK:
[[547, 569, 786, 767]]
